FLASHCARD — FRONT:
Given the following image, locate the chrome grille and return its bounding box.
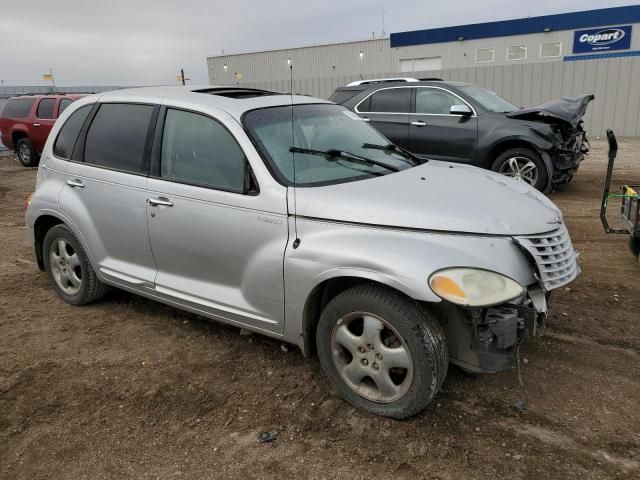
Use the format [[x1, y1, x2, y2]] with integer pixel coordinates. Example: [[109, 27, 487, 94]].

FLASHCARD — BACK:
[[514, 224, 580, 291]]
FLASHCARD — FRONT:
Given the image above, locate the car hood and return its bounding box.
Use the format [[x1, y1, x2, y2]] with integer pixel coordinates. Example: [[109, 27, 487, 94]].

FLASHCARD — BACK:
[[293, 161, 562, 236], [506, 94, 594, 128]]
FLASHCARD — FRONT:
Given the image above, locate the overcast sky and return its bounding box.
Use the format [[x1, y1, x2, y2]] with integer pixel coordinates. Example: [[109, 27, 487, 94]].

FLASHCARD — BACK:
[[0, 0, 634, 86]]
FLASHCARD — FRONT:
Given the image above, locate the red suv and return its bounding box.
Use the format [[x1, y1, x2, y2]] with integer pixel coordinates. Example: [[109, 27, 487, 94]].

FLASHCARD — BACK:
[[0, 94, 85, 166]]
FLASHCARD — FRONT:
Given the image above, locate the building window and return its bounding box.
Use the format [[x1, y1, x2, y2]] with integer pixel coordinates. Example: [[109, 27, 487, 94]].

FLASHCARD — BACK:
[[476, 48, 495, 63], [540, 42, 562, 58], [507, 45, 527, 61]]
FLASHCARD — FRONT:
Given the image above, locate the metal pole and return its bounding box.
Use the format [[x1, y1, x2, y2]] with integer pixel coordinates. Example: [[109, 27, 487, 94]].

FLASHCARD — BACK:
[[180, 68, 185, 86]]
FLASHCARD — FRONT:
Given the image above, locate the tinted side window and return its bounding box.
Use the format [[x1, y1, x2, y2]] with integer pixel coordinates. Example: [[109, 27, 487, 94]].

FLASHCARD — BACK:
[[415, 88, 461, 115], [53, 105, 92, 159], [84, 103, 153, 173], [365, 88, 411, 113], [2, 98, 34, 118], [58, 99, 73, 116], [36, 98, 56, 119], [161, 109, 246, 192]]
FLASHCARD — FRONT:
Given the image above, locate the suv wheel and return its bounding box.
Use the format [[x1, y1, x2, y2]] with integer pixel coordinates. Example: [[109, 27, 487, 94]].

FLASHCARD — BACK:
[[491, 147, 548, 191], [316, 284, 448, 419], [43, 225, 108, 305], [16, 138, 39, 167]]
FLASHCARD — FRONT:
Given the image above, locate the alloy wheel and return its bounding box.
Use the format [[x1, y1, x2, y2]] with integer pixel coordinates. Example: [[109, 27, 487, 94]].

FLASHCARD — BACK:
[[499, 156, 539, 186], [19, 143, 31, 164], [330, 311, 413, 403], [49, 238, 82, 295]]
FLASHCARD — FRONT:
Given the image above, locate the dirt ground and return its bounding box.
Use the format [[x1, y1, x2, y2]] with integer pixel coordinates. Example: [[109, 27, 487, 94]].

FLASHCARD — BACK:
[[1, 139, 639, 480]]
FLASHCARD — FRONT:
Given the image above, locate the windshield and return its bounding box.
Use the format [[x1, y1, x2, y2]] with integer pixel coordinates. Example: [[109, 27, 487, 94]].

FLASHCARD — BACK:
[[458, 85, 518, 113], [243, 104, 414, 186]]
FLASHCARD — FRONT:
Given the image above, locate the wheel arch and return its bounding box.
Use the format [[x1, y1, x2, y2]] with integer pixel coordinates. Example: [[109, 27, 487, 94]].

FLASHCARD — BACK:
[[301, 274, 426, 358], [33, 214, 65, 270], [12, 129, 29, 147]]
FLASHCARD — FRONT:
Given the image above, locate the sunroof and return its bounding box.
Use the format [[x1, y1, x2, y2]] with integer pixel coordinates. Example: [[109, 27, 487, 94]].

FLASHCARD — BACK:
[[192, 88, 278, 99]]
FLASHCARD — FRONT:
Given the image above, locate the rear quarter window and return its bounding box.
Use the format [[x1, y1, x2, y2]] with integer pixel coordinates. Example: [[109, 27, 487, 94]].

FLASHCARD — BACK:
[[328, 89, 361, 105], [53, 105, 93, 159], [2, 98, 35, 118]]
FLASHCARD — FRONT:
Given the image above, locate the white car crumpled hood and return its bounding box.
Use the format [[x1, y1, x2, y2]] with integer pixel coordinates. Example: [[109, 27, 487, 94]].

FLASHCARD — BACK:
[[293, 160, 563, 236]]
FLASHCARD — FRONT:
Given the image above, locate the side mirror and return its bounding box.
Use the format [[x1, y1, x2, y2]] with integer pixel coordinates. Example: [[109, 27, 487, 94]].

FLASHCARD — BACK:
[[450, 104, 473, 116]]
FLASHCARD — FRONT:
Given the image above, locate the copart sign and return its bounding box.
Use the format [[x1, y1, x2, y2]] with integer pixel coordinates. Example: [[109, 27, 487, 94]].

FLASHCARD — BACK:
[[573, 25, 632, 53]]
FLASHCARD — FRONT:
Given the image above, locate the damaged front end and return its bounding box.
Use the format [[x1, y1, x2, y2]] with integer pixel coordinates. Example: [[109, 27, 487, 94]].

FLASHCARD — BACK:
[[437, 223, 580, 374], [508, 94, 594, 186], [436, 287, 547, 373]]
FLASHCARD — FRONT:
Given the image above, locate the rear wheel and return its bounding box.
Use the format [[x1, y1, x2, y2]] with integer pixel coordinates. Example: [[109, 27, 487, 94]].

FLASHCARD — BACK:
[[16, 138, 39, 167], [491, 147, 548, 191], [316, 284, 448, 419], [43, 225, 108, 305]]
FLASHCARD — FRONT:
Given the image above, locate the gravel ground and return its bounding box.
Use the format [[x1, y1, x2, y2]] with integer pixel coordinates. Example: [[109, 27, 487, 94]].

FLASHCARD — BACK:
[[1, 138, 639, 479]]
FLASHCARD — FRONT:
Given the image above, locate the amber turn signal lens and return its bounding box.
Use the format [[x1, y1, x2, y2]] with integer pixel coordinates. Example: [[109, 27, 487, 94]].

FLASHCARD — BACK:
[[25, 193, 33, 211], [430, 275, 467, 301]]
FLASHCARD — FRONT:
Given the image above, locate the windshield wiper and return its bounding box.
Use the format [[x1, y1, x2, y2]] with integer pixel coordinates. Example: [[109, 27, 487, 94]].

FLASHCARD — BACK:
[[289, 146, 400, 173], [361, 143, 423, 166]]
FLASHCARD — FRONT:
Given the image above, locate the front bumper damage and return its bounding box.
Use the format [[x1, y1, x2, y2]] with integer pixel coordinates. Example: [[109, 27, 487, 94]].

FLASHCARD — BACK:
[[437, 285, 547, 373], [549, 128, 589, 185]]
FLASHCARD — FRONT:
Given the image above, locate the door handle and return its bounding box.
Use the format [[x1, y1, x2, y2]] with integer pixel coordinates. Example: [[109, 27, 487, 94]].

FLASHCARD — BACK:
[[33, 123, 41, 127], [147, 197, 174, 207], [66, 179, 85, 188], [411, 121, 427, 127]]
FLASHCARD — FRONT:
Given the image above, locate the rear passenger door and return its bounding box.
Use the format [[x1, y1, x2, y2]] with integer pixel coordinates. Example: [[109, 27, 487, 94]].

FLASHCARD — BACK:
[[408, 87, 478, 163], [354, 87, 411, 149], [59, 102, 159, 288], [145, 106, 288, 334], [30, 97, 57, 152]]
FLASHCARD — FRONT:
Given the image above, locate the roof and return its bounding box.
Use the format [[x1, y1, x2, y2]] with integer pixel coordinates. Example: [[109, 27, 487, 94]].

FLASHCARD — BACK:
[[93, 86, 331, 121], [390, 5, 640, 48]]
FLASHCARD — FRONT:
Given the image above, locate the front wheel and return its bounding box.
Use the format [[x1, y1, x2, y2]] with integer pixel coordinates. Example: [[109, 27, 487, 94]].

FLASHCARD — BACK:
[[316, 284, 448, 419], [491, 147, 548, 191]]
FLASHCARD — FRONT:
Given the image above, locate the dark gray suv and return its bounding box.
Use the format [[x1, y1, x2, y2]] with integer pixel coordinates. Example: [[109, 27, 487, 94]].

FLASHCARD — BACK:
[[331, 79, 593, 192]]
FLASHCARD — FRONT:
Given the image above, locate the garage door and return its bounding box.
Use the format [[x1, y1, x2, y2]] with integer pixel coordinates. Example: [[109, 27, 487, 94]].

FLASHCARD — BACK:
[[399, 57, 442, 72]]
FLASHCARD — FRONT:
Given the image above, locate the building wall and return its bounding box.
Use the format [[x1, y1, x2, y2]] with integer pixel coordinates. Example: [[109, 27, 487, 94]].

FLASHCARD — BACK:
[[207, 23, 640, 83]]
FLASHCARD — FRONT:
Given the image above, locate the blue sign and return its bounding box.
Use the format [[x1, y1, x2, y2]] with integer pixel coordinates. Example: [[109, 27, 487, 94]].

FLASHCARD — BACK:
[[573, 25, 632, 53]]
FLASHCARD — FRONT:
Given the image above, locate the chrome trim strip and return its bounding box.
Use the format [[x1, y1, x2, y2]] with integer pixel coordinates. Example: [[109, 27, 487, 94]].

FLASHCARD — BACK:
[[354, 85, 477, 118]]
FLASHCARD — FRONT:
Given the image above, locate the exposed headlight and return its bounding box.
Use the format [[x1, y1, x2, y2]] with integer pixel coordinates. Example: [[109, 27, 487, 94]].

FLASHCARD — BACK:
[[429, 268, 524, 307]]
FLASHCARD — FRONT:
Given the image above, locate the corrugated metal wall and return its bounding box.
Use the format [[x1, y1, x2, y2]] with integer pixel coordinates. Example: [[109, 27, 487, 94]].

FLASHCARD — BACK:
[[240, 56, 640, 137]]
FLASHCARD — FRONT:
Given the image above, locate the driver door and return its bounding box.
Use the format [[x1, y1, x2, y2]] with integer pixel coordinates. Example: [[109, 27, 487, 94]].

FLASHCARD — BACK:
[[408, 87, 478, 163]]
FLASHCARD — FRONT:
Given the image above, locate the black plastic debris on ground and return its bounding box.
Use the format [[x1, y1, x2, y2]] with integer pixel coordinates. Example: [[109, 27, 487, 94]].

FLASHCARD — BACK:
[[257, 430, 278, 443]]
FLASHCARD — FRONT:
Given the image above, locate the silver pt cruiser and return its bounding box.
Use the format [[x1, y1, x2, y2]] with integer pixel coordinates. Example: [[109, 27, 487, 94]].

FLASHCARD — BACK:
[[25, 86, 579, 418]]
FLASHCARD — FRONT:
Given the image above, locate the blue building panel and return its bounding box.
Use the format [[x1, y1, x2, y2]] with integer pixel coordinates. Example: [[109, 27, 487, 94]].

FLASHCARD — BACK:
[[390, 6, 640, 48]]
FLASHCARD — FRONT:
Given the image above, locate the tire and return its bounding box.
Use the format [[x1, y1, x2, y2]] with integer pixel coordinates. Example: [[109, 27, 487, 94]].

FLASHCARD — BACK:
[[316, 284, 448, 419], [43, 224, 108, 305], [16, 138, 39, 167], [491, 147, 548, 192], [629, 236, 640, 258]]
